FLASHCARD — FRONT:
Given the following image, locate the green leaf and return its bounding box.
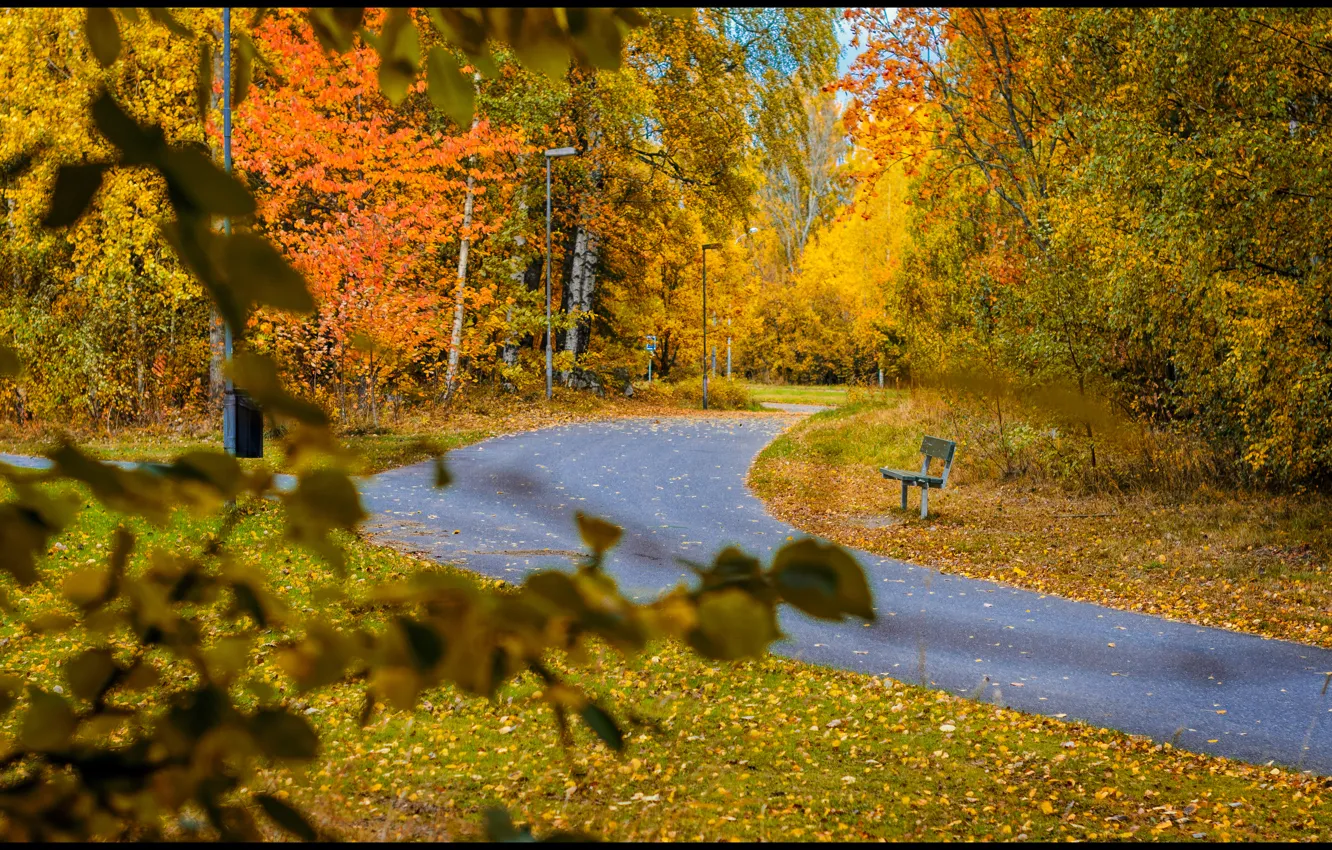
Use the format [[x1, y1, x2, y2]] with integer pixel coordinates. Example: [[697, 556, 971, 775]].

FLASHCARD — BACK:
[[578, 702, 624, 752], [0, 676, 19, 717], [65, 648, 118, 703], [426, 46, 475, 127], [232, 582, 268, 628], [524, 570, 585, 613], [226, 353, 327, 426], [86, 8, 122, 67], [42, 164, 107, 228], [147, 8, 194, 38], [575, 512, 622, 555], [291, 469, 366, 529], [687, 588, 780, 661], [484, 807, 535, 842], [396, 616, 445, 673], [433, 456, 452, 488], [249, 708, 319, 760], [222, 233, 315, 314], [234, 33, 257, 107], [769, 539, 875, 622], [427, 8, 487, 55], [91, 91, 166, 165], [512, 37, 570, 82], [196, 37, 213, 123], [308, 8, 365, 53], [0, 344, 21, 377], [171, 449, 244, 497], [161, 148, 256, 216], [376, 9, 420, 106], [567, 9, 624, 71], [255, 794, 317, 841], [21, 687, 77, 751]]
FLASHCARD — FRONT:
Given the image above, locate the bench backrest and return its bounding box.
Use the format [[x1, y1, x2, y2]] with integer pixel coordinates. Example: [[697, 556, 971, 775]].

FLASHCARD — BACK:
[[918, 435, 957, 488]]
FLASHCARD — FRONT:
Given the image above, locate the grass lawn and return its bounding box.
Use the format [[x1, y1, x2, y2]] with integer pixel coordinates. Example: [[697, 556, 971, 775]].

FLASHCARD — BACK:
[[3, 486, 1331, 841], [747, 384, 853, 407], [748, 394, 1332, 650]]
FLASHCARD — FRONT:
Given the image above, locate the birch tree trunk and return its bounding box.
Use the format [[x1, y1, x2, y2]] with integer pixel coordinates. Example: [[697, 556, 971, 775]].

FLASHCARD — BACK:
[[442, 169, 477, 402], [442, 92, 481, 403], [562, 225, 599, 361]]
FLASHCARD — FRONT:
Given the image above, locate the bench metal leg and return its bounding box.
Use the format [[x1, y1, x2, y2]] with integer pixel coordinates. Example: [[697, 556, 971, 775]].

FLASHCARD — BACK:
[[920, 484, 929, 519], [901, 481, 908, 511]]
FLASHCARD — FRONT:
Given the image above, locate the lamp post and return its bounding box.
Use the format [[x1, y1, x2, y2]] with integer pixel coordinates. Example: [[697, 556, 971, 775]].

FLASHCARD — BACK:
[[544, 146, 577, 401], [701, 243, 721, 409], [726, 317, 732, 378], [219, 8, 261, 458]]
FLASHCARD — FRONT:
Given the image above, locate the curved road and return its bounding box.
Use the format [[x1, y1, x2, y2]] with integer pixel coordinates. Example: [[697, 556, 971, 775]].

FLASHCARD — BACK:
[[360, 415, 1332, 774]]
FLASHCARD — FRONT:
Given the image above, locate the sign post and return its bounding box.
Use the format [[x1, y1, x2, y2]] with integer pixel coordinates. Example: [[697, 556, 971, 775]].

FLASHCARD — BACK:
[[645, 335, 656, 383]]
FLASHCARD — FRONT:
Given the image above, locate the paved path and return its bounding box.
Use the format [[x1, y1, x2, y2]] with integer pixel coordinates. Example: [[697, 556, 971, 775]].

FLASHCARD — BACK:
[[358, 416, 1332, 774], [11, 420, 1332, 773]]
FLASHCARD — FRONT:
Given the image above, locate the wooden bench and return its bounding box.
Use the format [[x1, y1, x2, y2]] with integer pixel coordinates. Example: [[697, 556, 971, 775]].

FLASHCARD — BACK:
[[880, 436, 957, 519]]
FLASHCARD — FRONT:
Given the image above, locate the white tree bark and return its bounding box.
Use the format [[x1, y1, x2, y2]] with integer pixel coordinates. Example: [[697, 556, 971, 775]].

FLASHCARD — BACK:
[[442, 168, 476, 402], [563, 225, 599, 360], [443, 89, 481, 403]]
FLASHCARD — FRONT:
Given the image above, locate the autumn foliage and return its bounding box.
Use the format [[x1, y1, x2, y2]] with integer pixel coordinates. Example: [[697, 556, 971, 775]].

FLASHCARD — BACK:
[[834, 8, 1332, 483]]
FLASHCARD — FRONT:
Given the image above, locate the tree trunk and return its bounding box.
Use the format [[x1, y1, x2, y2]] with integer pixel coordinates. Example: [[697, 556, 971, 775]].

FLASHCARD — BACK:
[[562, 224, 599, 362], [209, 314, 225, 413], [442, 169, 477, 403]]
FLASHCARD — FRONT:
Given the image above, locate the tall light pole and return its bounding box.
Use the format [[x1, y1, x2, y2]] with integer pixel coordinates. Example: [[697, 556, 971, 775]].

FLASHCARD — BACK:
[[701, 243, 721, 409], [220, 8, 260, 458], [544, 146, 577, 401]]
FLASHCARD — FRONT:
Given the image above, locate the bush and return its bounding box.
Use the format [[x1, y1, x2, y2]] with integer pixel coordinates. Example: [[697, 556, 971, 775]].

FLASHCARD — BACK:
[[634, 376, 756, 411]]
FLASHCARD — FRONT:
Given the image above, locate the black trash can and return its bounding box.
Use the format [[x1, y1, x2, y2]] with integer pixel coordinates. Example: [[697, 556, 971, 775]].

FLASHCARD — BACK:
[[223, 388, 263, 458]]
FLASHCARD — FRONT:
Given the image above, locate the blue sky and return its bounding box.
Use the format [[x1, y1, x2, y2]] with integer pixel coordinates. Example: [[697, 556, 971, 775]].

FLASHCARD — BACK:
[[834, 9, 894, 101], [836, 12, 860, 78]]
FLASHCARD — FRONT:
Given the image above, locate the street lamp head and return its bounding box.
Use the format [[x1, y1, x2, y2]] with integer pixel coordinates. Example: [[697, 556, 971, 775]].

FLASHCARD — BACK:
[[545, 146, 577, 157]]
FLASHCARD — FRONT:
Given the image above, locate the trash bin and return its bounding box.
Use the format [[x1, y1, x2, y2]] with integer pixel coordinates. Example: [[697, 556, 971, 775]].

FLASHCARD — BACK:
[[223, 388, 263, 458]]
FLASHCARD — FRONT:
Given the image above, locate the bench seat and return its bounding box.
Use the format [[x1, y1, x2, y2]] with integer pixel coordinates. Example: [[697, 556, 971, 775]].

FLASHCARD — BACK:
[[880, 435, 957, 518], [880, 467, 944, 488]]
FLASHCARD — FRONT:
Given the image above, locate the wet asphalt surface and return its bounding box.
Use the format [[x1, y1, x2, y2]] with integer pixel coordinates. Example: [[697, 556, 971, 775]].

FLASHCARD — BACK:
[[356, 416, 1332, 774], [9, 418, 1332, 774]]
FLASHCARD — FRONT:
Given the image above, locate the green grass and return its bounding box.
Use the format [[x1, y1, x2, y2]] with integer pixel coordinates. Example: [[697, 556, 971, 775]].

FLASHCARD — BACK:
[[4, 486, 1332, 841], [747, 384, 850, 407]]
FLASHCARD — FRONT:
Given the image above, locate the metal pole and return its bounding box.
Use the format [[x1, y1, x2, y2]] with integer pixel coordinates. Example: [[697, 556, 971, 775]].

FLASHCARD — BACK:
[[223, 7, 232, 355], [545, 156, 553, 401], [702, 249, 708, 410], [222, 8, 235, 454]]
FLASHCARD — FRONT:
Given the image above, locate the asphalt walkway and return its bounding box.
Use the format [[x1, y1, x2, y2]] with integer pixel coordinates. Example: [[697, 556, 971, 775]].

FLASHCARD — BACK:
[[358, 416, 1332, 774]]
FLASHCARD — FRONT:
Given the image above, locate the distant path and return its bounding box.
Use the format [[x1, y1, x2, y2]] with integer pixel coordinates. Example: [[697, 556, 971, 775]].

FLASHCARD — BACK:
[[758, 402, 832, 414], [357, 416, 1332, 774]]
